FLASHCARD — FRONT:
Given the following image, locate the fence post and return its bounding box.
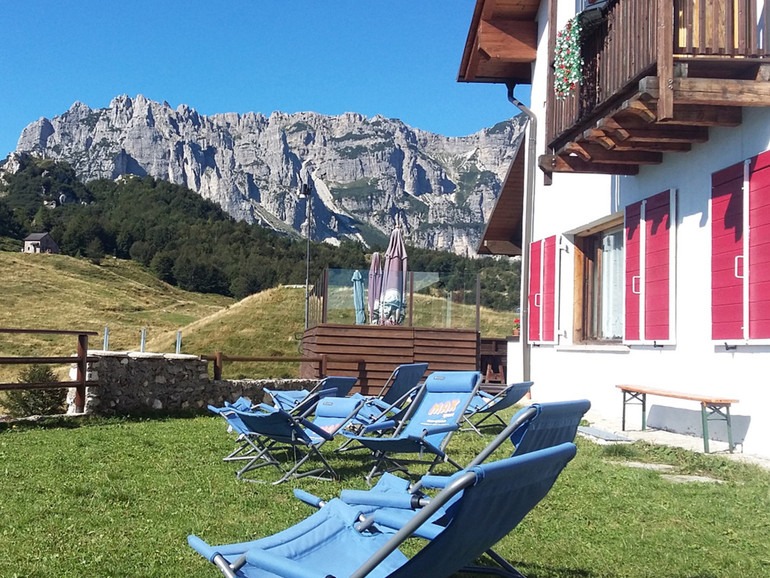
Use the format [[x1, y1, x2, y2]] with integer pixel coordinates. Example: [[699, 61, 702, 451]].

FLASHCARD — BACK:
[[319, 354, 328, 378], [213, 351, 223, 380], [140, 328, 147, 352], [75, 333, 88, 413], [103, 326, 109, 351], [357, 360, 367, 392], [175, 331, 182, 354]]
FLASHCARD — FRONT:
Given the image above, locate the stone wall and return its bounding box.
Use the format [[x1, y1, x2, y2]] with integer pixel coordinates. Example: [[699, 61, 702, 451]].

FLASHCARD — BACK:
[[66, 351, 317, 415]]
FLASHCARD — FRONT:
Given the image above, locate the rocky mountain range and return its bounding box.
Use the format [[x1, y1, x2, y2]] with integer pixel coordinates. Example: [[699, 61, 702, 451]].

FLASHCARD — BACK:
[[11, 95, 525, 254]]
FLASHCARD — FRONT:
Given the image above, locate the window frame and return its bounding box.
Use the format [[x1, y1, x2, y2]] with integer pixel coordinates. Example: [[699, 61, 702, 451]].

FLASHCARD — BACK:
[[572, 217, 625, 344]]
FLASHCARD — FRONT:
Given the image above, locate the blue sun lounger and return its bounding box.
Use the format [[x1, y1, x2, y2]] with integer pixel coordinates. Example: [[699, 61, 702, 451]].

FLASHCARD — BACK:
[[264, 376, 358, 415], [463, 380, 533, 434], [342, 370, 480, 484], [296, 399, 591, 543], [348, 362, 428, 428], [187, 442, 578, 578], [224, 396, 364, 484]]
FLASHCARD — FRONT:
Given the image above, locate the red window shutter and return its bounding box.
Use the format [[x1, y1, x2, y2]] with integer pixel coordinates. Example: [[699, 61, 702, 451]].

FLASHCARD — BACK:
[[711, 162, 745, 340], [624, 201, 642, 341], [528, 239, 543, 341], [528, 236, 557, 343], [542, 236, 557, 342], [644, 191, 672, 341], [749, 150, 770, 339]]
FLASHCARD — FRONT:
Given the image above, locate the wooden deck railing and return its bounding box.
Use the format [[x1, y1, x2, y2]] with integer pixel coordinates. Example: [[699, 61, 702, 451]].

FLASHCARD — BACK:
[[0, 328, 99, 413], [547, 0, 768, 149]]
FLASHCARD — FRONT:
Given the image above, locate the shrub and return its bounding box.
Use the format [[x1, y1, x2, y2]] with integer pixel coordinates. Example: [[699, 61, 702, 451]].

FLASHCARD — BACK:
[[1, 365, 66, 417]]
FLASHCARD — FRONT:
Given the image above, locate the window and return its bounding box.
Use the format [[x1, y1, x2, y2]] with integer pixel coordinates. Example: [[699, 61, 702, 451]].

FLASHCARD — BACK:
[[574, 222, 624, 342], [712, 150, 770, 342], [624, 190, 677, 344]]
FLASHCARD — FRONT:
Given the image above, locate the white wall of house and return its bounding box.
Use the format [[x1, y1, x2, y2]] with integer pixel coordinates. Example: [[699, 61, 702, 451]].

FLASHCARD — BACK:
[[508, 0, 770, 457]]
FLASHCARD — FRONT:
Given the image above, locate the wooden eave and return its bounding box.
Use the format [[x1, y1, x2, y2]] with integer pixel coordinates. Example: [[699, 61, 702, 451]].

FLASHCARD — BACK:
[[458, 0, 540, 84], [540, 60, 770, 176], [477, 139, 525, 256]]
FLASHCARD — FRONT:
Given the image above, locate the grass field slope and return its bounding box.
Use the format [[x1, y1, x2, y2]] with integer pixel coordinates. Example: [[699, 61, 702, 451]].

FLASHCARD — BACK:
[[0, 252, 232, 381], [0, 250, 515, 383]]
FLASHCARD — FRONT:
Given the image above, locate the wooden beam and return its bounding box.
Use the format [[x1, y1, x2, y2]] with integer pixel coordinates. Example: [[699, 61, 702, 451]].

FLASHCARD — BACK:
[[640, 76, 770, 107], [478, 19, 537, 63], [621, 98, 742, 127], [583, 126, 694, 152], [610, 141, 692, 153], [598, 117, 709, 143], [538, 154, 640, 175], [464, 32, 483, 81], [564, 142, 663, 165], [657, 0, 674, 119]]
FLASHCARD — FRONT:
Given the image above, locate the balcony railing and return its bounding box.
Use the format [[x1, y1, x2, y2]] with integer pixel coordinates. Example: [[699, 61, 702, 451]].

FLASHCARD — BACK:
[[547, 0, 768, 150]]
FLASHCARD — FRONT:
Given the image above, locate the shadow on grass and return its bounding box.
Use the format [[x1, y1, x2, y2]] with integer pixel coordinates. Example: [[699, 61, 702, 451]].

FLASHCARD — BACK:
[[464, 560, 597, 578]]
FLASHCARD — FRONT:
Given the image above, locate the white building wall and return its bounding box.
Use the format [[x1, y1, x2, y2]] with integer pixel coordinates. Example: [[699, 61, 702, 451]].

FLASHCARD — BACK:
[[511, 0, 770, 457]]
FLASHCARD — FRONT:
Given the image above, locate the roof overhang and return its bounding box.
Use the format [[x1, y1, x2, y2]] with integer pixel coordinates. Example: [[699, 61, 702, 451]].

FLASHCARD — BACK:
[[477, 137, 525, 256], [458, 0, 540, 84]]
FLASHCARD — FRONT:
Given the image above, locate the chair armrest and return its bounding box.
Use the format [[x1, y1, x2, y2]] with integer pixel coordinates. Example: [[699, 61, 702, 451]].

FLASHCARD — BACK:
[[371, 511, 443, 540], [363, 419, 397, 433], [421, 423, 458, 437], [187, 535, 219, 562], [419, 474, 451, 489], [300, 417, 335, 441], [293, 489, 325, 509], [246, 547, 325, 578], [340, 489, 418, 510]]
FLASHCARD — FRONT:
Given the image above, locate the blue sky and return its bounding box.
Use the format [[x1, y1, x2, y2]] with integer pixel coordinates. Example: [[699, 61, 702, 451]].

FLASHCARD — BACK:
[[0, 1, 529, 159]]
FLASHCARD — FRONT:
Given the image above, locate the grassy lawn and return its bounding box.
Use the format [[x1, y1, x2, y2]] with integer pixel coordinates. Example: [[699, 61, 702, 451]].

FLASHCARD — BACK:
[[1, 409, 768, 577]]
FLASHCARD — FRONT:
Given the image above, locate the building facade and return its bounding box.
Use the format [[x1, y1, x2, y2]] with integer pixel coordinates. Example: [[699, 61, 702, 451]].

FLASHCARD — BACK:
[[461, 0, 770, 456]]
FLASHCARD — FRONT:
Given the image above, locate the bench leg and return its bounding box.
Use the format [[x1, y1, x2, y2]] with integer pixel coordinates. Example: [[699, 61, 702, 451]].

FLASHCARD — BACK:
[[700, 403, 710, 454], [621, 391, 646, 431], [702, 403, 735, 454]]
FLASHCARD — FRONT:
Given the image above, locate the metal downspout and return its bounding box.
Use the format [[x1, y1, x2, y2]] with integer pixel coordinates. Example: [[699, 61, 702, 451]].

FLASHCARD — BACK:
[[507, 83, 536, 382]]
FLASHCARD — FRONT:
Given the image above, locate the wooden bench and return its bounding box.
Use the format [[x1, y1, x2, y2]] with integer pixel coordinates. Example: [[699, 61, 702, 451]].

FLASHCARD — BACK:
[[616, 385, 739, 454]]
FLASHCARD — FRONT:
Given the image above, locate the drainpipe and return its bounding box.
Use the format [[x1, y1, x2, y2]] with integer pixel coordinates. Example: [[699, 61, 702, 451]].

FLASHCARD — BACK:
[[507, 83, 536, 382]]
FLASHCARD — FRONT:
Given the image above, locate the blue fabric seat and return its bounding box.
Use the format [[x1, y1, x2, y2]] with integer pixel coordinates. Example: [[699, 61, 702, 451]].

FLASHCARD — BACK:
[[342, 370, 481, 484], [463, 380, 533, 433], [264, 376, 358, 415], [347, 362, 428, 428], [219, 396, 364, 485], [188, 442, 578, 578], [310, 399, 592, 541]]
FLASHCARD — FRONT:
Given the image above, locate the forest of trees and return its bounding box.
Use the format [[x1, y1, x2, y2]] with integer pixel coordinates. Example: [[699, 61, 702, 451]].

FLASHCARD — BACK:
[[0, 154, 520, 309]]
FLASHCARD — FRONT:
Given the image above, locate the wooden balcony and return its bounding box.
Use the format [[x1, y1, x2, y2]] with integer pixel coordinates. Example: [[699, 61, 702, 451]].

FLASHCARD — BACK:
[[541, 0, 770, 176]]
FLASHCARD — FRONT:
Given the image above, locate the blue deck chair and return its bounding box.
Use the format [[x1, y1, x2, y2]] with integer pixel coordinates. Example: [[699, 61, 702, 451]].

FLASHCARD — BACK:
[[335, 363, 429, 454], [342, 370, 480, 484], [208, 397, 264, 463], [228, 396, 364, 485], [264, 376, 358, 415], [349, 362, 428, 428], [187, 442, 578, 578], [463, 381, 533, 434], [298, 399, 591, 543]]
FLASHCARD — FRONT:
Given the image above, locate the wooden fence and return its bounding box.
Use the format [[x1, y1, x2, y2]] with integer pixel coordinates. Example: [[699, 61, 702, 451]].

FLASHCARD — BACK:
[[0, 328, 99, 413], [300, 324, 480, 395]]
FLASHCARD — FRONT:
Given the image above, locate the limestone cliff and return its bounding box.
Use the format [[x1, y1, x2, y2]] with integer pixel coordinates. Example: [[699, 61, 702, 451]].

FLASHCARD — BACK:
[[14, 95, 525, 254]]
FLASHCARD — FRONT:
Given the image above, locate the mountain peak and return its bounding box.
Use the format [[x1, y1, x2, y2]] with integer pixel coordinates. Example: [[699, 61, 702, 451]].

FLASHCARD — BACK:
[[13, 95, 525, 254]]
